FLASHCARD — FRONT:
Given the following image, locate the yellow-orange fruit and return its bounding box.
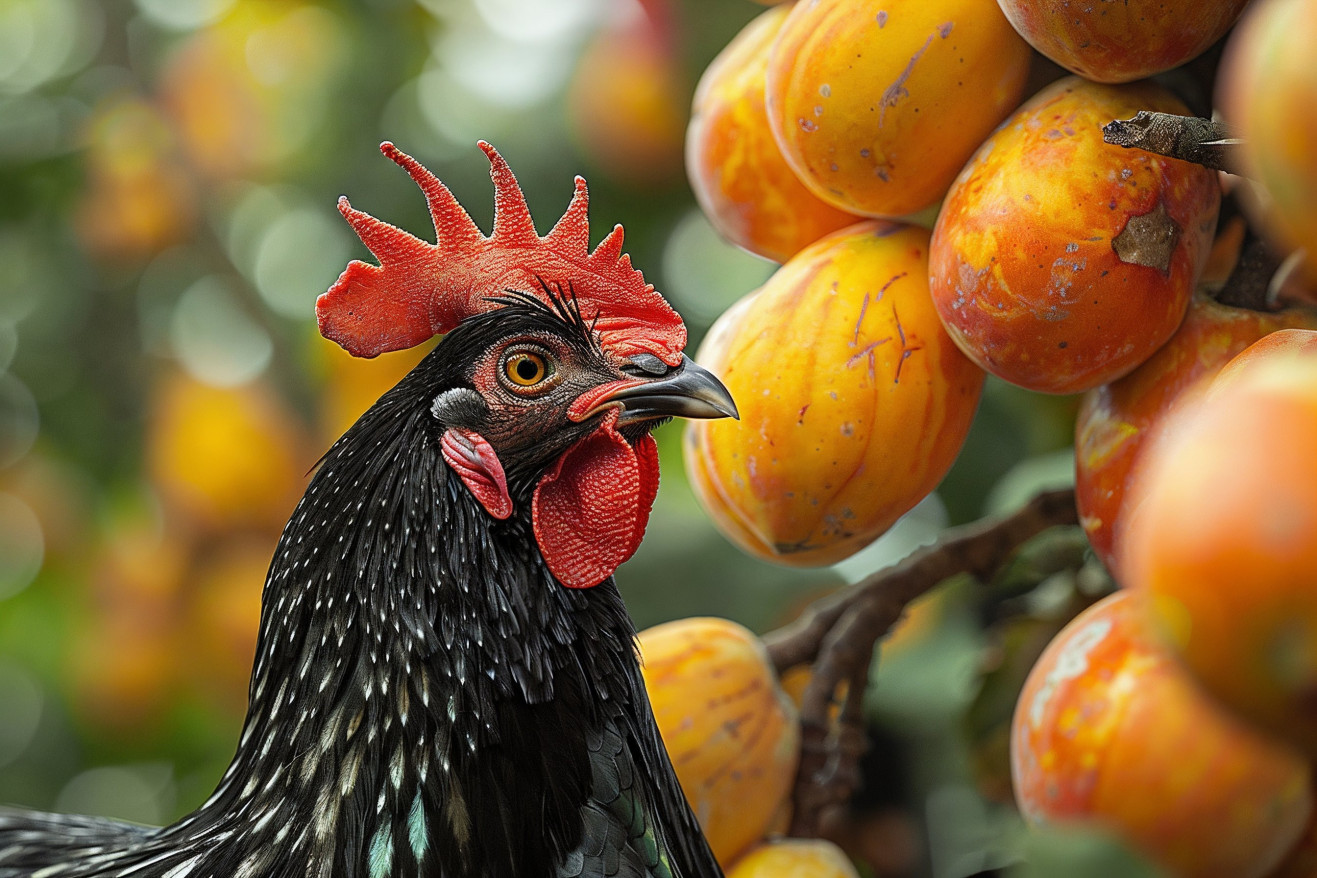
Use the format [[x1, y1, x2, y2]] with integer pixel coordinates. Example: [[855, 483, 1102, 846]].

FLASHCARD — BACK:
[[71, 611, 182, 732], [766, 0, 1031, 217], [1201, 215, 1249, 287], [158, 2, 345, 180], [569, 16, 686, 187], [686, 222, 983, 566], [778, 666, 846, 724], [75, 95, 196, 264], [1219, 0, 1317, 269], [638, 617, 799, 868], [727, 839, 861, 878], [188, 536, 272, 713], [1123, 329, 1317, 756], [72, 509, 190, 730], [1012, 592, 1312, 878], [312, 333, 432, 442], [929, 78, 1220, 394], [997, 0, 1249, 83], [686, 6, 860, 262], [148, 373, 310, 532], [1075, 297, 1317, 572]]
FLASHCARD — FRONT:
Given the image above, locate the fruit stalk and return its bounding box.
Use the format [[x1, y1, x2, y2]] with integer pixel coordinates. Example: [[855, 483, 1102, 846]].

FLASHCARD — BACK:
[[762, 487, 1078, 836], [1102, 111, 1241, 173]]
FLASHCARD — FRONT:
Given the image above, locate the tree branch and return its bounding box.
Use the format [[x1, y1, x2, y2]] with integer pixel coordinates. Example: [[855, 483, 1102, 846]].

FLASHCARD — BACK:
[[764, 487, 1079, 837], [1215, 233, 1283, 312], [1102, 112, 1240, 174]]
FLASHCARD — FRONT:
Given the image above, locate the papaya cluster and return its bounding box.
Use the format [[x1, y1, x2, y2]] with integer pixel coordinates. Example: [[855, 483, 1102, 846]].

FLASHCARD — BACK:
[[1017, 329, 1317, 878], [682, 0, 1317, 875]]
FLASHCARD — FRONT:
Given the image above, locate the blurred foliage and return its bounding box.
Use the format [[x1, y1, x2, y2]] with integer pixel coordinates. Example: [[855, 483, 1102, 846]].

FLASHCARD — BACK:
[[0, 1, 1104, 876]]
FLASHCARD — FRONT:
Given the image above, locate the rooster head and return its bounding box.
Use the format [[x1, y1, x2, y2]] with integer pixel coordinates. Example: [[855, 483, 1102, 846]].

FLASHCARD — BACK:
[[317, 143, 735, 589]]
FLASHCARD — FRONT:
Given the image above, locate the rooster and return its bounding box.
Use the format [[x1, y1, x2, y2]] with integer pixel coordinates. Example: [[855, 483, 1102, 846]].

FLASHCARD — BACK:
[[0, 142, 736, 878]]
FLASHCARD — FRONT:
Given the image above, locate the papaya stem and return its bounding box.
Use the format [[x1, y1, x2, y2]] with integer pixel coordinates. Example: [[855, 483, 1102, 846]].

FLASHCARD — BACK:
[[764, 487, 1079, 838]]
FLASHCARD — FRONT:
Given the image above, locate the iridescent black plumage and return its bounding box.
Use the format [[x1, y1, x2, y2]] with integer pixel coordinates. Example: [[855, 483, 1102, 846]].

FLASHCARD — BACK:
[[0, 299, 723, 878]]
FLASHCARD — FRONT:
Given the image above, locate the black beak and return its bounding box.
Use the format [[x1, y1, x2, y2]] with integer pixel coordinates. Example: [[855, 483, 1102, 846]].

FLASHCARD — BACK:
[[611, 355, 738, 426]]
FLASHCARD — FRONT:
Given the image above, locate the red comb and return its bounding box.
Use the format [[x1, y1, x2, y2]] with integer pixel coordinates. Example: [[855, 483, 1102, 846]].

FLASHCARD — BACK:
[[317, 142, 686, 365]]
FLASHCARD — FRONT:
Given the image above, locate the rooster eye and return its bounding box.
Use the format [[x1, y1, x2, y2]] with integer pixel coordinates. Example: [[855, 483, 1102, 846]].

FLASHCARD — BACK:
[[501, 350, 555, 391]]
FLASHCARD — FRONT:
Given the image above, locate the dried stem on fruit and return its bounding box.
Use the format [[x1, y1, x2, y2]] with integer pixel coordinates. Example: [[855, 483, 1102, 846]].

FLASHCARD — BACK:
[[1102, 112, 1240, 174], [763, 487, 1079, 837]]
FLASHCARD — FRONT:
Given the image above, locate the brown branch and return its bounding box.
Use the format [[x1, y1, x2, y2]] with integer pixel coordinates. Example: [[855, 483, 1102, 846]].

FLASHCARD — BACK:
[[764, 487, 1079, 837], [764, 488, 1079, 672], [1102, 112, 1240, 174], [1215, 233, 1284, 312]]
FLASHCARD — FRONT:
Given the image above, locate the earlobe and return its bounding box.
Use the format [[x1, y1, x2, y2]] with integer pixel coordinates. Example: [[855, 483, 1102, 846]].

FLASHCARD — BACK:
[[441, 428, 513, 520], [431, 387, 487, 425]]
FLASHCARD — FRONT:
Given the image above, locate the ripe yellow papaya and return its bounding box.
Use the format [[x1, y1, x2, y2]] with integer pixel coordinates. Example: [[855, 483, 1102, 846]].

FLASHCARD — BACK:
[[686, 222, 983, 566], [727, 839, 862, 877], [638, 617, 800, 867]]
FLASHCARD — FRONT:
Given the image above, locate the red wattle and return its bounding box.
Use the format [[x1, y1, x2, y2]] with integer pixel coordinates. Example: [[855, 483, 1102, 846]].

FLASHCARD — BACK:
[[532, 414, 660, 589], [632, 431, 660, 541]]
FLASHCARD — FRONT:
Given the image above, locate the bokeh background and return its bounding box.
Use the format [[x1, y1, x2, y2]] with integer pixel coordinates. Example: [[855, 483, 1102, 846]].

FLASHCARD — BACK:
[[0, 0, 1111, 875]]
